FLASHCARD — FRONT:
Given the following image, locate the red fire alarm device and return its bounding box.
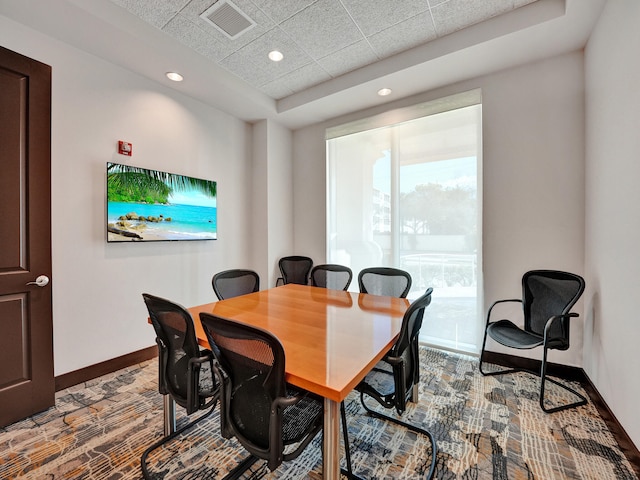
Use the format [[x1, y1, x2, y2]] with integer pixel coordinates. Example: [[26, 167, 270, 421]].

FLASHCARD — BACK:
[[118, 141, 132, 156]]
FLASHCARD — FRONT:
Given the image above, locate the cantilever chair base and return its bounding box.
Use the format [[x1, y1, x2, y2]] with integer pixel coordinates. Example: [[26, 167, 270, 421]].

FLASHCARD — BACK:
[[141, 402, 217, 479], [220, 455, 260, 480], [341, 466, 365, 480], [341, 402, 437, 480], [340, 402, 360, 480], [339, 397, 437, 480], [362, 394, 437, 479], [141, 402, 261, 479], [478, 359, 588, 413]]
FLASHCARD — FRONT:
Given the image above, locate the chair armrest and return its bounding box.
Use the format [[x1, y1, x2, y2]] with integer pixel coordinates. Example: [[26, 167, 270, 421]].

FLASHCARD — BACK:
[[192, 349, 217, 394], [186, 350, 215, 414], [383, 353, 403, 367], [276, 277, 284, 287], [486, 298, 522, 325], [543, 312, 579, 337], [273, 389, 308, 410], [384, 355, 409, 413], [267, 388, 318, 469], [188, 350, 214, 370], [155, 337, 169, 395]]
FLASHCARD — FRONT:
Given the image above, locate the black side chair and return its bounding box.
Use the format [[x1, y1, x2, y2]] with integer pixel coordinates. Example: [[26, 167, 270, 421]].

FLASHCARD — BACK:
[[343, 288, 437, 480], [140, 293, 218, 479], [479, 270, 587, 413], [310, 264, 353, 291], [358, 267, 412, 298], [199, 312, 324, 476], [212, 269, 260, 300], [276, 255, 313, 286]]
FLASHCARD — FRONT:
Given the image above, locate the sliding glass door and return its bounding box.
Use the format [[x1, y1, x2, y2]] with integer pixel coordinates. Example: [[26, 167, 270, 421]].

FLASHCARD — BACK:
[[327, 101, 482, 353]]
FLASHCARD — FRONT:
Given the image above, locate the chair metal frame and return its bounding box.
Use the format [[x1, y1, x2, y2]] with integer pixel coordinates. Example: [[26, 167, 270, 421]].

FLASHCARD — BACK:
[[140, 293, 219, 479], [479, 270, 587, 413], [342, 288, 437, 480], [199, 312, 324, 476]]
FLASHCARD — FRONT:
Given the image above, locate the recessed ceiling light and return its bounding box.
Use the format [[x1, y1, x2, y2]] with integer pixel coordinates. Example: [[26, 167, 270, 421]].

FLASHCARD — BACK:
[[268, 50, 284, 62], [166, 72, 184, 82], [377, 88, 392, 97]]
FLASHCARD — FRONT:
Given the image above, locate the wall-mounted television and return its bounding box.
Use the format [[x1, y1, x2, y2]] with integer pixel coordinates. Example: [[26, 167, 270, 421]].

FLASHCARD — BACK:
[[106, 162, 217, 242]]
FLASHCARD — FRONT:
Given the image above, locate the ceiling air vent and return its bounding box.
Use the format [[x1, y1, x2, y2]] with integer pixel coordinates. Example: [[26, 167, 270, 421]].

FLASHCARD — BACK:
[[200, 0, 256, 40]]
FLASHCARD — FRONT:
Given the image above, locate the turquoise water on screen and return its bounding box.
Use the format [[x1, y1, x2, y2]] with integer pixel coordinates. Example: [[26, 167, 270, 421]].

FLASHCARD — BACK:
[[108, 201, 217, 240]]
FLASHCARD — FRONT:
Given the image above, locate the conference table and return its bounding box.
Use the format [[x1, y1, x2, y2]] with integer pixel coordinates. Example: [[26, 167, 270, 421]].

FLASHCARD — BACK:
[[172, 284, 409, 479]]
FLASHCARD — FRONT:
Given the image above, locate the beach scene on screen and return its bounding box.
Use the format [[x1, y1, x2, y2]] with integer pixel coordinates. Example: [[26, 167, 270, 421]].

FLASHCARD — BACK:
[[107, 163, 217, 242]]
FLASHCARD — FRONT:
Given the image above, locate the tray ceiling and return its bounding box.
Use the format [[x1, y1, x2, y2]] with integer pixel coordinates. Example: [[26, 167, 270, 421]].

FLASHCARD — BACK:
[[110, 0, 539, 100]]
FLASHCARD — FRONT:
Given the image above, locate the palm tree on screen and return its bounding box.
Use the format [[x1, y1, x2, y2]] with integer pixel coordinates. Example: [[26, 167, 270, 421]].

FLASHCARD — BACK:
[[107, 163, 216, 204]]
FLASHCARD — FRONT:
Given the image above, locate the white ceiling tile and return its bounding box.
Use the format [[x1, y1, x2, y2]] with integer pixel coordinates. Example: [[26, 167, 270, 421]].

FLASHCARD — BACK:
[[163, 13, 231, 62], [513, 0, 540, 7], [279, 0, 363, 60], [219, 49, 272, 87], [317, 40, 378, 77], [340, 0, 430, 36], [109, 0, 190, 28], [426, 0, 449, 8], [180, 0, 275, 49], [431, 0, 519, 37], [250, 0, 318, 24], [368, 11, 437, 58], [226, 27, 314, 82], [108, 0, 545, 101]]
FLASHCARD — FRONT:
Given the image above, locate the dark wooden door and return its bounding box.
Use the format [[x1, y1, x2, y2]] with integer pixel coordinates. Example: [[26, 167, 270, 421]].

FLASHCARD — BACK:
[[0, 46, 54, 427]]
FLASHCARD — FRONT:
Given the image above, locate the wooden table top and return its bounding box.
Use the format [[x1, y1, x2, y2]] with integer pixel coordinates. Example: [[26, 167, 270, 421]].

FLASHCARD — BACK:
[[188, 284, 409, 402]]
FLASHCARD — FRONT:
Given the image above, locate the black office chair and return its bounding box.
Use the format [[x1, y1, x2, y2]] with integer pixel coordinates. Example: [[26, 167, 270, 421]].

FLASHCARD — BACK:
[[310, 264, 353, 291], [276, 255, 313, 286], [479, 270, 587, 413], [140, 293, 218, 479], [358, 267, 412, 298], [199, 312, 324, 475], [212, 269, 260, 300], [342, 288, 437, 480]]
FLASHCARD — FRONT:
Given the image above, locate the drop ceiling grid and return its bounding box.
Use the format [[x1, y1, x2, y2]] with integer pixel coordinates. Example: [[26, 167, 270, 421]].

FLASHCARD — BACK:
[[109, 0, 540, 99]]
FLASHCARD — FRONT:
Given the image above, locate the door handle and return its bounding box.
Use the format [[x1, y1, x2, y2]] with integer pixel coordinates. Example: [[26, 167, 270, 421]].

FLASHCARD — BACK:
[[26, 275, 50, 287]]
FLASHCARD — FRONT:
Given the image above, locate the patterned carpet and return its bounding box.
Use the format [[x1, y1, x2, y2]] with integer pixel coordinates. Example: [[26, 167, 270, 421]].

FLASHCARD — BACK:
[[0, 347, 637, 479]]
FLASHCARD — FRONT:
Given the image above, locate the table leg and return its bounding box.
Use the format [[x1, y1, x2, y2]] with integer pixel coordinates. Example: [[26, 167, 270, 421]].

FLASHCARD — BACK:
[[163, 394, 176, 436], [323, 398, 340, 480]]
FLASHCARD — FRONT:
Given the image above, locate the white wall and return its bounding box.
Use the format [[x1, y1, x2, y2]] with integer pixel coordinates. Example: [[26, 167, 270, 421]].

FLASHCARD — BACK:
[[266, 121, 295, 286], [252, 119, 295, 287], [251, 121, 270, 283], [584, 0, 640, 449], [293, 125, 328, 263], [293, 51, 586, 366], [0, 16, 253, 375]]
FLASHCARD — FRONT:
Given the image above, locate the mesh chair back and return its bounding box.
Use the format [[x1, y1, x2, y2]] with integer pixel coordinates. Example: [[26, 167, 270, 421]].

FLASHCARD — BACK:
[[358, 267, 412, 298], [201, 314, 286, 449], [212, 269, 260, 300], [522, 270, 585, 348], [142, 293, 202, 410], [278, 256, 313, 285], [310, 264, 353, 290], [390, 288, 433, 410]]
